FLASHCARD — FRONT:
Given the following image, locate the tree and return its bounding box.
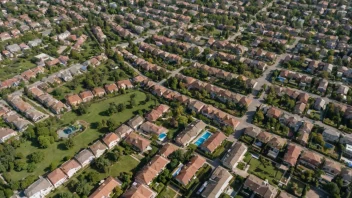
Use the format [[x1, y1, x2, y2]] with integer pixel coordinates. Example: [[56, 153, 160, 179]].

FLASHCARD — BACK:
[[325, 182, 340, 198], [117, 103, 125, 112], [130, 98, 136, 107], [107, 119, 117, 131], [28, 151, 44, 163], [112, 186, 123, 198], [64, 138, 75, 149], [94, 157, 111, 173], [37, 136, 50, 148], [77, 104, 88, 115]]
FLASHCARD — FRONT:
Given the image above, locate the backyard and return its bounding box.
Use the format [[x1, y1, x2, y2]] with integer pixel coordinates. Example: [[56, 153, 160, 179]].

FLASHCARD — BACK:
[[247, 157, 284, 185], [7, 90, 157, 183], [158, 186, 178, 198]]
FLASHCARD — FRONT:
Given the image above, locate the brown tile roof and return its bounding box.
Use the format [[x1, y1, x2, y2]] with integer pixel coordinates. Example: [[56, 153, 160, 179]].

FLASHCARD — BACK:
[[89, 177, 121, 198], [104, 83, 118, 93], [47, 168, 67, 186], [145, 109, 163, 122], [244, 174, 278, 198], [267, 135, 287, 149], [135, 155, 170, 184], [201, 131, 226, 153], [300, 151, 322, 167], [175, 155, 206, 186], [102, 132, 120, 147], [267, 107, 282, 118], [79, 90, 94, 100], [60, 159, 81, 175], [122, 184, 156, 198], [257, 132, 272, 143], [65, 94, 82, 106], [160, 143, 179, 158], [283, 144, 302, 166], [92, 87, 106, 96], [125, 132, 151, 152]]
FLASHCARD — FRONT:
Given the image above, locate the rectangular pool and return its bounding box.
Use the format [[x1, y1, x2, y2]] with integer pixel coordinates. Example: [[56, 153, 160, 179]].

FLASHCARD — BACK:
[[194, 131, 212, 146], [159, 133, 167, 141]]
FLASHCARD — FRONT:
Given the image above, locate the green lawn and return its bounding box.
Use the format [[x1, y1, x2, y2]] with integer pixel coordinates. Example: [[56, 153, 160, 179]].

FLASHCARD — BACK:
[[247, 158, 284, 185], [158, 186, 177, 198], [8, 90, 157, 182], [49, 155, 139, 197], [0, 58, 37, 80]]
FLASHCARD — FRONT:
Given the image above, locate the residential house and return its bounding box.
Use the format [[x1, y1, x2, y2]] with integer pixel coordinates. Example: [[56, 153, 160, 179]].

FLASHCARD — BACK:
[[317, 79, 328, 93], [201, 131, 226, 153], [78, 91, 94, 103], [47, 168, 68, 188], [255, 132, 273, 147], [24, 178, 53, 198], [266, 107, 282, 119], [222, 142, 248, 171], [201, 166, 233, 198], [314, 98, 326, 110], [267, 135, 287, 158], [0, 127, 16, 143], [243, 175, 277, 198], [92, 87, 106, 97], [175, 120, 206, 147], [124, 132, 151, 153], [299, 151, 322, 169], [74, 149, 95, 167], [140, 121, 168, 136], [3, 111, 31, 132], [283, 144, 302, 167], [175, 155, 206, 186], [322, 129, 340, 142], [297, 131, 309, 146], [6, 44, 21, 54], [102, 132, 120, 149], [89, 177, 122, 198], [89, 140, 108, 158], [188, 100, 205, 113], [244, 126, 261, 138], [127, 115, 144, 130], [135, 155, 170, 185], [114, 124, 133, 139], [116, 79, 134, 89], [104, 83, 118, 94], [323, 159, 341, 177], [159, 143, 179, 158], [341, 168, 352, 186], [294, 102, 306, 115], [122, 184, 157, 198], [66, 94, 82, 107]]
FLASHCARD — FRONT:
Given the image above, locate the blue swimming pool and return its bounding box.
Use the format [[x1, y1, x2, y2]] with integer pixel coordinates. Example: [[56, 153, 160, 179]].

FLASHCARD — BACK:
[[194, 131, 212, 146], [63, 126, 77, 135], [159, 133, 167, 141]]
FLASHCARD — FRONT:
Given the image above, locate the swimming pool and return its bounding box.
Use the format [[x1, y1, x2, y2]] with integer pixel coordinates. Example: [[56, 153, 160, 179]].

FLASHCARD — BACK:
[[159, 133, 167, 141], [63, 126, 78, 135], [194, 131, 212, 146]]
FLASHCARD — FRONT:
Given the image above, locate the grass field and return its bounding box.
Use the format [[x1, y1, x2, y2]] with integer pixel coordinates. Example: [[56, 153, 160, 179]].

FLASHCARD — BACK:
[[248, 157, 284, 185], [158, 186, 177, 198], [49, 155, 140, 197], [0, 59, 36, 80], [8, 90, 157, 182]]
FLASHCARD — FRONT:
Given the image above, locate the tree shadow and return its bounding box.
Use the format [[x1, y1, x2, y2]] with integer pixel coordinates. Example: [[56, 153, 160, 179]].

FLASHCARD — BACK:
[[57, 142, 67, 151]]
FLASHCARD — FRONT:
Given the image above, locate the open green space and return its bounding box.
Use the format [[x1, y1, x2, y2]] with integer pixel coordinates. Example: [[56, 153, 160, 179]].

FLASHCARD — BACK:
[[49, 155, 139, 197], [0, 59, 36, 80], [8, 90, 157, 183], [247, 157, 284, 185], [158, 186, 177, 198]]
